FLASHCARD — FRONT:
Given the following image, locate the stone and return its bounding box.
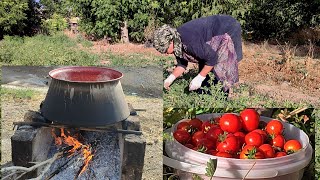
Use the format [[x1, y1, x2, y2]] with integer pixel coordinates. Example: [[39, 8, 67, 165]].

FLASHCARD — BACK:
[[120, 134, 146, 180]]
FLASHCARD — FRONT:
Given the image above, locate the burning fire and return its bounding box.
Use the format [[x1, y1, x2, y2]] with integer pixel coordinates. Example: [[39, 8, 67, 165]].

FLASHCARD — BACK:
[[51, 128, 94, 176]]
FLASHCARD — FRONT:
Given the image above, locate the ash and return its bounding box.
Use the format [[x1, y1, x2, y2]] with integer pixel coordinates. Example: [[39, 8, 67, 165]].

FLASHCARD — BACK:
[[43, 132, 120, 180]]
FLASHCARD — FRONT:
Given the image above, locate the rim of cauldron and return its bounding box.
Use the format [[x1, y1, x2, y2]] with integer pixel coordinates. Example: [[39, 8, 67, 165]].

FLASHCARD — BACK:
[[48, 66, 124, 83]]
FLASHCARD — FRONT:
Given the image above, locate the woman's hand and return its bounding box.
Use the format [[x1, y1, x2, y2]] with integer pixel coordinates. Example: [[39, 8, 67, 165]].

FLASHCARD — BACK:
[[189, 65, 213, 91], [189, 74, 206, 91], [164, 74, 176, 90], [164, 66, 186, 90]]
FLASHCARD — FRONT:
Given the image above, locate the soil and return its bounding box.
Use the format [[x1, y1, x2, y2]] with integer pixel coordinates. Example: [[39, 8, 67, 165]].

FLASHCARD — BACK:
[[238, 42, 320, 105]]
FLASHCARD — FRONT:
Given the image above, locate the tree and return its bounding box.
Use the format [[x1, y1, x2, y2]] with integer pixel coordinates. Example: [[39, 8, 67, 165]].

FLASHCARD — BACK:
[[0, 0, 28, 38], [0, 0, 41, 38]]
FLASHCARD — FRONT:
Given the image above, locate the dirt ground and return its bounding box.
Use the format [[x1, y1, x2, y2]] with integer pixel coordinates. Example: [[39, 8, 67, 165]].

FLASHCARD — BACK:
[[1, 89, 162, 180], [238, 42, 320, 105]]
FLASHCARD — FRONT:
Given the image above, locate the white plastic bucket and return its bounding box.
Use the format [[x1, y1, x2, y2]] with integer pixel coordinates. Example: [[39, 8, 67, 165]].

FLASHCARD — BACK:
[[164, 113, 313, 180]]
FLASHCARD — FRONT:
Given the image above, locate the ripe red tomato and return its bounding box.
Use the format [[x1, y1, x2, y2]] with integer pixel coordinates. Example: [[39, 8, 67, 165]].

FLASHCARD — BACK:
[[284, 140, 302, 154], [270, 134, 286, 149], [252, 129, 268, 144], [196, 138, 215, 150], [177, 121, 191, 132], [202, 120, 218, 133], [259, 144, 275, 158], [184, 144, 194, 149], [275, 152, 287, 157], [217, 136, 240, 154], [191, 131, 205, 146], [240, 108, 260, 132], [173, 129, 190, 144], [266, 120, 283, 136], [245, 131, 263, 147], [207, 149, 218, 156], [234, 131, 246, 147], [205, 127, 224, 142], [240, 145, 265, 159], [216, 152, 233, 158], [188, 118, 203, 131], [219, 114, 242, 133]]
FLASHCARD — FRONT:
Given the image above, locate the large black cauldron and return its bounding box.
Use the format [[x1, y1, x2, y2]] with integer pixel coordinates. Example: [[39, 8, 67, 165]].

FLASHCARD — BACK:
[[41, 66, 130, 127]]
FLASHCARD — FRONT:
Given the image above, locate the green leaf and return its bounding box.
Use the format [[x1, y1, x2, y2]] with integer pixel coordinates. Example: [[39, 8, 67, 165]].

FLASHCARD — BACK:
[[192, 174, 203, 180], [205, 158, 217, 178]]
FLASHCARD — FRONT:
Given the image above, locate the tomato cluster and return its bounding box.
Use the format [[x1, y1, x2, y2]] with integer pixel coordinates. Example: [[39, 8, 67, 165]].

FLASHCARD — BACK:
[[173, 109, 302, 159]]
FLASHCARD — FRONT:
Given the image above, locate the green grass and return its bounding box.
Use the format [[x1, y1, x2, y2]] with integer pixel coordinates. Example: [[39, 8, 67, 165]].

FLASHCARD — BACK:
[[104, 51, 172, 67], [0, 33, 167, 67], [76, 34, 94, 48], [0, 33, 99, 66], [1, 87, 37, 100]]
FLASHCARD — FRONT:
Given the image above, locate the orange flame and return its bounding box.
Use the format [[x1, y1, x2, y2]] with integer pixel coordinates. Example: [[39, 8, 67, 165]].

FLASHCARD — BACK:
[[52, 128, 94, 176]]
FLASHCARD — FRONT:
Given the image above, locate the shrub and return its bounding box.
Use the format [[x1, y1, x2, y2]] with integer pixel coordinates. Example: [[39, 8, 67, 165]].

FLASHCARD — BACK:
[[42, 13, 68, 35]]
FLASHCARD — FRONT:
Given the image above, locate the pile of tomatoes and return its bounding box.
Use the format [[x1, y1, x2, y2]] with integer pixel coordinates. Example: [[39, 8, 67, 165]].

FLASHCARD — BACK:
[[173, 109, 302, 159]]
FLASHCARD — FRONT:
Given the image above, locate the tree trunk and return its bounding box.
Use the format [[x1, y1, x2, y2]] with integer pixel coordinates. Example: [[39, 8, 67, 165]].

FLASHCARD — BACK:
[[121, 21, 129, 43]]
